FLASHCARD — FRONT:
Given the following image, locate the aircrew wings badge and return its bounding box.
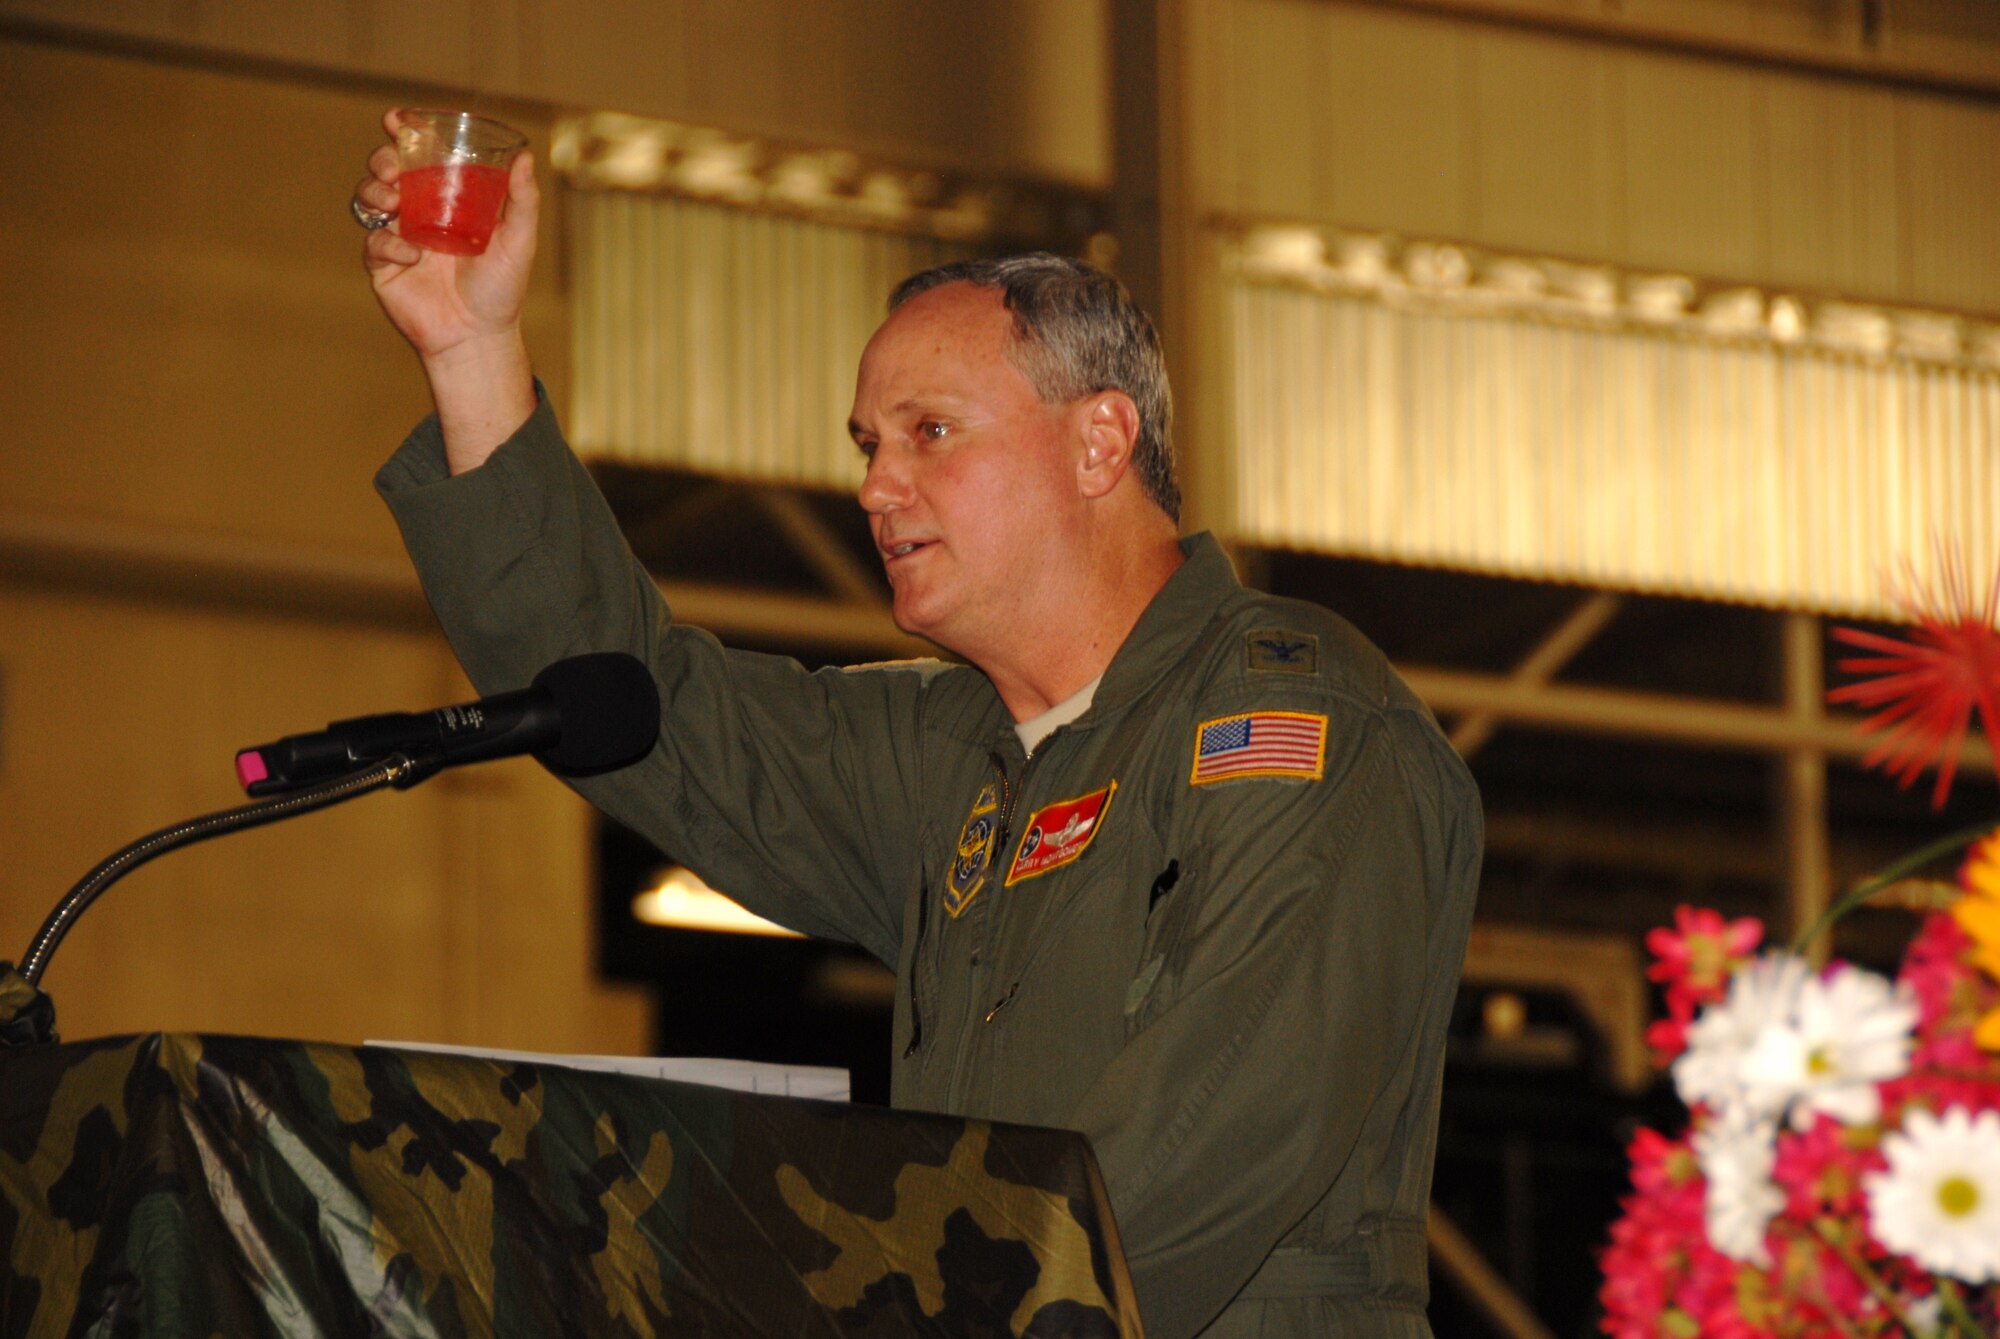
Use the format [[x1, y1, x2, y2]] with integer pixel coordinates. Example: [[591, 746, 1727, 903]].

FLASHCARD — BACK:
[[945, 782, 1000, 918], [1191, 711, 1328, 784], [1004, 782, 1116, 886]]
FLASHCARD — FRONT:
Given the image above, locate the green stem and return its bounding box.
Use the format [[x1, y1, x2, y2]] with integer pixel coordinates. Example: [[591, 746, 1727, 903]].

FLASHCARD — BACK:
[[1791, 821, 2000, 954], [1807, 1218, 1918, 1334], [1938, 1279, 1992, 1339]]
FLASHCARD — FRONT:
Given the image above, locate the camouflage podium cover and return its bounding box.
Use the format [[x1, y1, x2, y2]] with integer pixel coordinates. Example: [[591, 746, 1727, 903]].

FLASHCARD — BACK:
[[0, 1032, 1143, 1337]]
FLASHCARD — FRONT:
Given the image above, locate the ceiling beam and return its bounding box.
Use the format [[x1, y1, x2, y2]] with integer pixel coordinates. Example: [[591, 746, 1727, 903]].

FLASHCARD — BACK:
[[1450, 592, 1621, 759], [1332, 0, 2000, 102], [1404, 664, 1994, 772], [748, 492, 886, 607], [5, 507, 1989, 773], [660, 582, 934, 660]]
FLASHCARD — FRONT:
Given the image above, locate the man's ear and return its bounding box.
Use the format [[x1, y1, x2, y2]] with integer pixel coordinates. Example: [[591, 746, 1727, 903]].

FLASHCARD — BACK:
[[1077, 391, 1141, 500]]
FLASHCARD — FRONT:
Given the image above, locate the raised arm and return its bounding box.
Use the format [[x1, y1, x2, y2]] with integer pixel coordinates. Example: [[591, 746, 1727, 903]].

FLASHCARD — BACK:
[[355, 109, 538, 474]]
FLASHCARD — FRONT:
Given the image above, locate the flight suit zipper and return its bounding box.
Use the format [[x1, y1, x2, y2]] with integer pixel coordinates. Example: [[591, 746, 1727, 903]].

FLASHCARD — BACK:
[[904, 748, 1031, 1060], [942, 749, 1039, 1102]]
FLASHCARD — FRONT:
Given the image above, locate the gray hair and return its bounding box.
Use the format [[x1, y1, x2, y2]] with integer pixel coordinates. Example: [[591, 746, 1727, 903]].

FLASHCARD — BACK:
[[889, 254, 1179, 523]]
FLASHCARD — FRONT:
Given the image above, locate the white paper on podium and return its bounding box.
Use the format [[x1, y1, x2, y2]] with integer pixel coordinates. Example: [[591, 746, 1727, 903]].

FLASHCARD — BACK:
[[366, 1040, 850, 1102]]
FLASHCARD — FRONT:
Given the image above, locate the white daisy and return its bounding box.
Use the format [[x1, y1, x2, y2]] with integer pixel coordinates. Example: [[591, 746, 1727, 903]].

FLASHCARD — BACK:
[[1674, 952, 1812, 1120], [1865, 1105, 2000, 1284], [1694, 1110, 1783, 1265], [1740, 964, 1917, 1129]]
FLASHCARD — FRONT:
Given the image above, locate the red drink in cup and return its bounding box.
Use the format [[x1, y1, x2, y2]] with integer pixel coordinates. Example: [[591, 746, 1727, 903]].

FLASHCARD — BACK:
[[398, 163, 512, 255], [394, 110, 527, 258]]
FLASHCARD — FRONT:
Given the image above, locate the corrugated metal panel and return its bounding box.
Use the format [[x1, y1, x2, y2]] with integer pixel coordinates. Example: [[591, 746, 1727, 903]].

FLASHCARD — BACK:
[[570, 191, 973, 490], [1225, 274, 2000, 618]]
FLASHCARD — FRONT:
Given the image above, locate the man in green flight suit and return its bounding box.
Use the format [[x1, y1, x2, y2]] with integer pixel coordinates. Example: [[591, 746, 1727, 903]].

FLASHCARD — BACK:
[[355, 114, 1481, 1338]]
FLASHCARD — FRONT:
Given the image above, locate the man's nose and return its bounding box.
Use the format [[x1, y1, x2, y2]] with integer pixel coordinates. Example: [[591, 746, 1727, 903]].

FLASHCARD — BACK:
[[858, 444, 912, 514]]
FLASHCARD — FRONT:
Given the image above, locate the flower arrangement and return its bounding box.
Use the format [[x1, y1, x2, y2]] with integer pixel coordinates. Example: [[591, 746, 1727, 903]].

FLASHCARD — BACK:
[[1603, 554, 2000, 1338]]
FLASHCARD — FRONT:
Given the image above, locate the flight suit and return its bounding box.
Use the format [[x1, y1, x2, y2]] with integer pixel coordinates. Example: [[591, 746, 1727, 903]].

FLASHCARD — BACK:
[[378, 392, 1483, 1338]]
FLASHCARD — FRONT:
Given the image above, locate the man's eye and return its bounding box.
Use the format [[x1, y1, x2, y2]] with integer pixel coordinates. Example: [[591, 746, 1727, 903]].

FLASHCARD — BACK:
[[917, 420, 949, 442], [855, 438, 878, 460]]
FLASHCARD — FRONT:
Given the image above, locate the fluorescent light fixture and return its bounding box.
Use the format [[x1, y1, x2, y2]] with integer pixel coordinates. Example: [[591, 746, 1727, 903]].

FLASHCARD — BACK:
[[631, 866, 803, 938]]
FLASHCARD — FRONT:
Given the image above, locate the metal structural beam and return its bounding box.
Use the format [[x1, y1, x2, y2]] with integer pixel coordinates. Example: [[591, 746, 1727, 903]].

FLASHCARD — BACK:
[[1427, 1205, 1557, 1339], [6, 507, 1989, 768], [661, 582, 934, 660], [749, 491, 886, 607], [1402, 664, 1995, 772], [1334, 0, 2000, 101], [1450, 592, 1621, 760], [1782, 611, 1834, 959]]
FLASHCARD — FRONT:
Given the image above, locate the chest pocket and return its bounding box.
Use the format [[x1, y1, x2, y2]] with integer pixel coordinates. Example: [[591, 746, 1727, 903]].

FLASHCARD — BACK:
[[1125, 849, 1205, 1033], [978, 797, 1162, 1047]]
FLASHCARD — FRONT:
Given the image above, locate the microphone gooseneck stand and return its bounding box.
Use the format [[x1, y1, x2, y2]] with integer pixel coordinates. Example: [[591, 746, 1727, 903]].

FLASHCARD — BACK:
[[2, 752, 434, 1046]]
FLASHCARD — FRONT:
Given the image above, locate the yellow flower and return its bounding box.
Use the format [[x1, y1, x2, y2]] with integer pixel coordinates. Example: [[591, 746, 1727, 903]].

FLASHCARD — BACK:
[[1963, 831, 2000, 899], [1953, 831, 2000, 1049]]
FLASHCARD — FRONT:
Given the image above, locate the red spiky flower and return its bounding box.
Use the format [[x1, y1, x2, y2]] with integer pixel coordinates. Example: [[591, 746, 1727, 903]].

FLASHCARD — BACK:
[[1828, 545, 2000, 809]]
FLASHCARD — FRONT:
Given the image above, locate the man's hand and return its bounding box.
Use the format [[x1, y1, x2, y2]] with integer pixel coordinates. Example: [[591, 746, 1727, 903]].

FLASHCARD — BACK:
[[356, 109, 538, 475]]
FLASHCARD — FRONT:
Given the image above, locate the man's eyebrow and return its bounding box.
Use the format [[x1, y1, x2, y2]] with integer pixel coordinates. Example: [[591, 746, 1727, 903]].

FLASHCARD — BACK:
[[848, 398, 937, 442]]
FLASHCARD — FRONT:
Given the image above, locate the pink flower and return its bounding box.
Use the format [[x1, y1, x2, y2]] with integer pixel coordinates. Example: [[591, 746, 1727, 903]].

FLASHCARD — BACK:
[[1646, 906, 1764, 1059], [1897, 909, 2000, 1072], [1900, 913, 1977, 1026], [1646, 1014, 1691, 1067], [1600, 1127, 1708, 1333], [1628, 1125, 1702, 1197], [1771, 1113, 1883, 1222], [1881, 1072, 2000, 1129], [1675, 1248, 1771, 1338], [1770, 1233, 1876, 1331]]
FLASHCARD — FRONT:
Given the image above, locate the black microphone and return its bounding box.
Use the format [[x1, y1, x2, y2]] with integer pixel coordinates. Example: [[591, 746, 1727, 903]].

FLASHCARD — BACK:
[[234, 652, 660, 796]]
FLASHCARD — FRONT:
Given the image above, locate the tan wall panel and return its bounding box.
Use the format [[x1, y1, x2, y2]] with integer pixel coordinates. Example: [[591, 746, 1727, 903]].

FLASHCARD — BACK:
[[0, 588, 647, 1049], [567, 0, 1110, 186], [543, 0, 1109, 184], [528, 0, 692, 131], [1898, 94, 2000, 315], [0, 38, 570, 553], [1618, 0, 1858, 47], [1466, 27, 1621, 257], [1618, 49, 1765, 278], [998, 0, 1112, 192], [1763, 76, 1901, 297], [1210, 0, 1326, 219], [1195, 0, 2000, 314], [354, 0, 488, 91], [683, 0, 839, 146], [0, 39, 643, 1055], [1884, 0, 2000, 76], [174, 0, 355, 66], [1, 0, 1111, 187], [1318, 4, 1472, 236]]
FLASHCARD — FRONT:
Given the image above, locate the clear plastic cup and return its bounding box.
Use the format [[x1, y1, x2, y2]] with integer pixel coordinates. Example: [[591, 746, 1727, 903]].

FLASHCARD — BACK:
[[394, 110, 528, 256]]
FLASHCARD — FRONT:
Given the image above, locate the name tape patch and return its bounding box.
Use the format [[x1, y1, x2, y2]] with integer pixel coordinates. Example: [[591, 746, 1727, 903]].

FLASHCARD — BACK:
[[1190, 711, 1328, 785], [1005, 782, 1117, 886]]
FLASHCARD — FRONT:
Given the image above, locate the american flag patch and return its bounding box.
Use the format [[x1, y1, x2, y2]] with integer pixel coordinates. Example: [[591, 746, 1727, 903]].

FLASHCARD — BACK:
[[1190, 711, 1328, 785]]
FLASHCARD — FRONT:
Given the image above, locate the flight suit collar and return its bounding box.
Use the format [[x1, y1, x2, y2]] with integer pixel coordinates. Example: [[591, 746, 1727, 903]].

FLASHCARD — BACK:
[[1085, 532, 1241, 721], [973, 532, 1240, 757]]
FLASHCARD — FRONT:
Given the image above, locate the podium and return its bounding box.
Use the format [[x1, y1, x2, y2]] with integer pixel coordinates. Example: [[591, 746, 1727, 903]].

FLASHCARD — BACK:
[[0, 1033, 1143, 1337]]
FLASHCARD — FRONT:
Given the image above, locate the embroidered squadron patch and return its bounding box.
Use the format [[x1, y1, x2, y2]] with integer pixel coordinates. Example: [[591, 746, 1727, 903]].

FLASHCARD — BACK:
[[1004, 782, 1117, 887], [1246, 630, 1318, 675], [1190, 711, 1328, 785], [945, 782, 1000, 918]]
